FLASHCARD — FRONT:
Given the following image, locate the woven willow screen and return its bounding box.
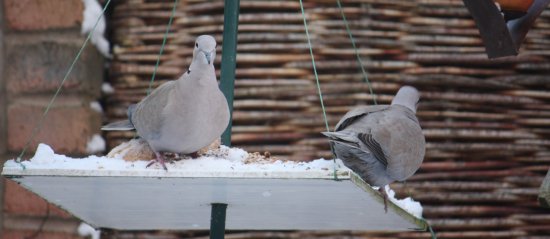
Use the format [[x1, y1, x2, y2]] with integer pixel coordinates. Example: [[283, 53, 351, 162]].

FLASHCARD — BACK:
[[104, 0, 550, 237]]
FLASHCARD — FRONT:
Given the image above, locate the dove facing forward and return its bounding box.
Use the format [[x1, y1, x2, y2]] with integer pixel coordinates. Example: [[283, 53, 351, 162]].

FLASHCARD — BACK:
[[322, 86, 425, 210], [102, 35, 230, 170]]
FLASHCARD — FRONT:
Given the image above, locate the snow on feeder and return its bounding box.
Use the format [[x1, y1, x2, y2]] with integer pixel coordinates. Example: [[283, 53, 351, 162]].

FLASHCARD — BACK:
[[2, 142, 426, 231]]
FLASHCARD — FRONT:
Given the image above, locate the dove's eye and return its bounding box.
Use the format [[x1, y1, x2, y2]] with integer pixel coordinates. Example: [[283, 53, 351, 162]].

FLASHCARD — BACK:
[[195, 43, 198, 48]]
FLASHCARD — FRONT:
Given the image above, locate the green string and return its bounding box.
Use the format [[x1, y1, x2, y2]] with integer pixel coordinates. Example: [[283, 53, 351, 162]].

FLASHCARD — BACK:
[[16, 0, 113, 166], [298, 1, 329, 131], [424, 219, 438, 239], [300, 0, 330, 131], [299, 0, 339, 180], [133, 0, 178, 139], [336, 0, 377, 105], [147, 0, 179, 95], [133, 0, 178, 140]]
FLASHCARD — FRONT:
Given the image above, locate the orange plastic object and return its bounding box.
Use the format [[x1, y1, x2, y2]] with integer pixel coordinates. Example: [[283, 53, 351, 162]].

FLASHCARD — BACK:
[[495, 0, 534, 12]]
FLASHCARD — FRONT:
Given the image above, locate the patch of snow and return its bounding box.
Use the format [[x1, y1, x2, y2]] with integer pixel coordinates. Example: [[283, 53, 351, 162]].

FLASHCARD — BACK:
[[81, 0, 111, 58], [86, 134, 106, 154], [385, 185, 423, 219], [101, 83, 115, 94], [5, 143, 344, 174], [3, 143, 424, 219], [78, 222, 100, 239], [30, 144, 56, 165], [90, 101, 103, 113], [227, 147, 248, 161]]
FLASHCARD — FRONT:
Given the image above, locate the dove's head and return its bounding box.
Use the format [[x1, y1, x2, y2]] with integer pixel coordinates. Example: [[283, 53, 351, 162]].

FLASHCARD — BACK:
[[391, 86, 420, 113], [192, 35, 217, 66]]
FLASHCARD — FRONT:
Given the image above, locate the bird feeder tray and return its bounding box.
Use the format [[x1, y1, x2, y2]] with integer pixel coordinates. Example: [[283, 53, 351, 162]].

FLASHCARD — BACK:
[[2, 163, 426, 232]]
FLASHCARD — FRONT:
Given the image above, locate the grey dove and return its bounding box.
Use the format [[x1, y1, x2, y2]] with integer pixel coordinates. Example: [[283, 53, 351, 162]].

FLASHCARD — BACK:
[[322, 86, 425, 210], [102, 35, 230, 170]]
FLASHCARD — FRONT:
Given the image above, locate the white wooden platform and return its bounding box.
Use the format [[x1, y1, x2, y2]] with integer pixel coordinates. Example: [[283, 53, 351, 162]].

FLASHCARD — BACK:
[[2, 166, 426, 232]]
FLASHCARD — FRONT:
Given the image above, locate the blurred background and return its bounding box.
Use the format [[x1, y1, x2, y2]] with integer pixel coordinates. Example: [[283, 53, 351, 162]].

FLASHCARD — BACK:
[[1, 0, 550, 238]]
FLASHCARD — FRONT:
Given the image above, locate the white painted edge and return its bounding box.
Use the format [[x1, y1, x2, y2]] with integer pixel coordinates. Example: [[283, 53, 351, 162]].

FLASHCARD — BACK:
[[1, 166, 352, 179]]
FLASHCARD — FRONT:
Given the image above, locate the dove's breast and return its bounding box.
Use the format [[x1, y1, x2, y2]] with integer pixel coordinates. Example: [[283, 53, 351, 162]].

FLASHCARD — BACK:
[[149, 82, 229, 154]]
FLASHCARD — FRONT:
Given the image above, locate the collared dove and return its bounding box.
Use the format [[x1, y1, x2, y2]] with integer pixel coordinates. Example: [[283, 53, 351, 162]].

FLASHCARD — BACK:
[[102, 35, 230, 170], [322, 86, 425, 210]]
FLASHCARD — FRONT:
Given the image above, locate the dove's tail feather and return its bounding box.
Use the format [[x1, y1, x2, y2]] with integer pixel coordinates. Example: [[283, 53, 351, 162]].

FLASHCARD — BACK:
[[331, 140, 393, 187], [101, 120, 135, 131], [127, 104, 137, 122], [321, 131, 358, 143]]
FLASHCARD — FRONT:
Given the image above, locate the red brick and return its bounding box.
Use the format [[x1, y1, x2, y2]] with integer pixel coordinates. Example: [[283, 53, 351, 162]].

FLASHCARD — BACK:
[[4, 179, 72, 218], [5, 34, 103, 97], [2, 230, 82, 239], [7, 96, 101, 155], [4, 0, 83, 31]]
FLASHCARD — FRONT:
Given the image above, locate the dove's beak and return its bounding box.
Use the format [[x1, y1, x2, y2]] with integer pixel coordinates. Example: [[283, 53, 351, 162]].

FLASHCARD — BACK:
[[204, 51, 212, 65]]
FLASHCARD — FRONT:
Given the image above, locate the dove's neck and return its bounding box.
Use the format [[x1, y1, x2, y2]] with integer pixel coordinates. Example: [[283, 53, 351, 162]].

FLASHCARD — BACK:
[[180, 63, 218, 88], [391, 99, 416, 113], [391, 86, 419, 113]]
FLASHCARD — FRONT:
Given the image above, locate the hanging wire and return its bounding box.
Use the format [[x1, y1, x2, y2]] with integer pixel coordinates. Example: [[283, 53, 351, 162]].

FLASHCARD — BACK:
[[336, 0, 377, 105], [147, 0, 179, 95], [299, 1, 330, 132], [132, 0, 179, 141], [16, 0, 113, 167], [298, 0, 339, 180], [425, 219, 438, 239]]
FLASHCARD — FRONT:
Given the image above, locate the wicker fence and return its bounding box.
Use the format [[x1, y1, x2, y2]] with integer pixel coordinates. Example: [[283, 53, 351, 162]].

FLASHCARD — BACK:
[[104, 0, 550, 238]]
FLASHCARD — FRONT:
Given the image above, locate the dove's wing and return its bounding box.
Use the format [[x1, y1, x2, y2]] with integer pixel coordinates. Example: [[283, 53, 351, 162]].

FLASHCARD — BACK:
[[101, 120, 134, 131], [335, 105, 389, 131], [324, 104, 390, 172], [131, 81, 177, 141], [357, 132, 388, 167], [330, 140, 394, 187]]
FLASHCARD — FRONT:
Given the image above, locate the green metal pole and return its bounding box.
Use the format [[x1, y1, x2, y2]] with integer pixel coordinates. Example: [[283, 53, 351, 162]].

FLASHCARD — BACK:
[[219, 0, 240, 146], [210, 203, 228, 239]]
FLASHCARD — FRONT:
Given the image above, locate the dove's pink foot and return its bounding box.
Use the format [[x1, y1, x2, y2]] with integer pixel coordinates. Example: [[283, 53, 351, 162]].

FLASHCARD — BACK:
[[189, 151, 200, 158], [379, 187, 388, 213], [146, 151, 168, 171]]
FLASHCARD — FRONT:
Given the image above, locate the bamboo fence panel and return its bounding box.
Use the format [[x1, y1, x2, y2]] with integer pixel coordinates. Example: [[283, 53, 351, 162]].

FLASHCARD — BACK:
[[104, 0, 550, 238]]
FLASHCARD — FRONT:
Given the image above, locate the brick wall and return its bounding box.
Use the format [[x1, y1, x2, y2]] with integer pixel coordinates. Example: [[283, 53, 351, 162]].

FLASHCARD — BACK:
[[0, 0, 5, 237], [1, 0, 104, 238]]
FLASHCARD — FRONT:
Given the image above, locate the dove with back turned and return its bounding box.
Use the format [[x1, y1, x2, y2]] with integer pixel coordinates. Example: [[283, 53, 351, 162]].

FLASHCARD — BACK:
[[322, 86, 425, 210], [102, 35, 230, 170]]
